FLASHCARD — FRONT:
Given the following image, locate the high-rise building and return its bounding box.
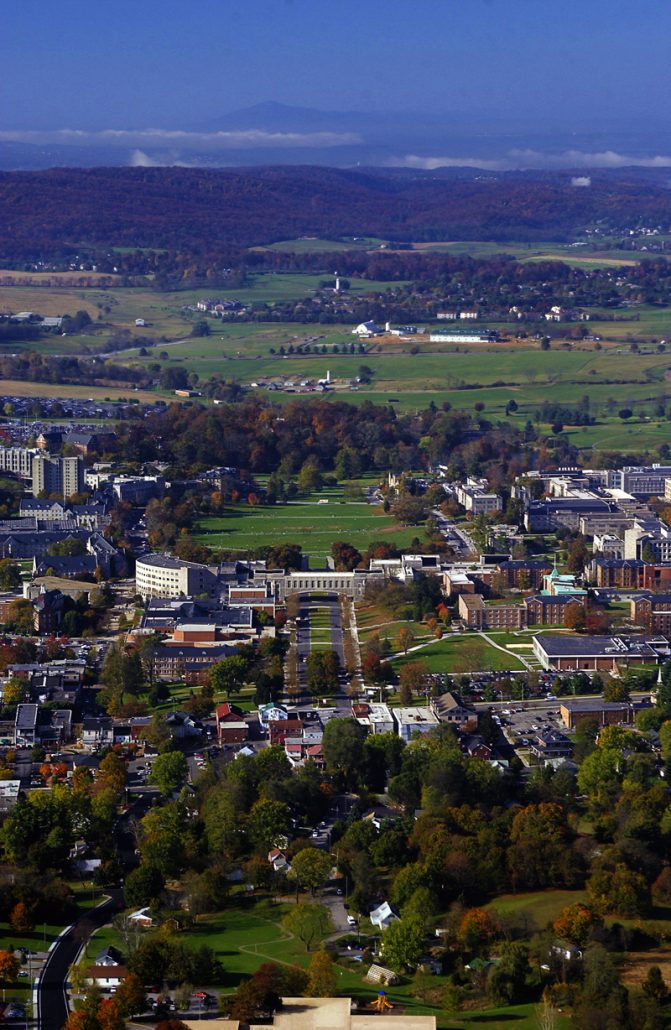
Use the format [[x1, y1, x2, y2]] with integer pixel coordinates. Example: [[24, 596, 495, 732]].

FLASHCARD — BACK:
[[31, 455, 84, 498]]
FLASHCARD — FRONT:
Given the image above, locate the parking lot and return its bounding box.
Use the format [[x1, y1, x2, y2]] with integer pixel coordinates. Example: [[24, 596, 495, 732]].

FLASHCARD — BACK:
[[496, 703, 566, 747]]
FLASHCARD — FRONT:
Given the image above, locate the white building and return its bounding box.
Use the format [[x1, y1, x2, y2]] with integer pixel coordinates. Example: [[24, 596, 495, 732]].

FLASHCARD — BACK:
[[393, 706, 440, 741], [352, 320, 383, 337], [135, 554, 220, 600], [0, 447, 38, 481], [455, 477, 501, 515], [429, 329, 500, 344]]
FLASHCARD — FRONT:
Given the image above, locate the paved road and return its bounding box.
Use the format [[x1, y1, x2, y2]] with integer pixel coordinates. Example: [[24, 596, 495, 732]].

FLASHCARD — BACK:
[[292, 593, 347, 704], [37, 892, 121, 1030], [431, 508, 477, 557]]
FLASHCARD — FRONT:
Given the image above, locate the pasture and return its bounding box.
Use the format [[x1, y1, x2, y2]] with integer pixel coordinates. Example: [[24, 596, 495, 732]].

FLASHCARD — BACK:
[[0, 378, 161, 404], [252, 236, 388, 252]]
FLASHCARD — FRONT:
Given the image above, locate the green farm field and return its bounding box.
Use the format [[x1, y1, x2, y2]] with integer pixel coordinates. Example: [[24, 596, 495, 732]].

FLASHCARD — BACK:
[[411, 238, 645, 268], [193, 500, 421, 564], [252, 236, 388, 252], [0, 378, 162, 404]]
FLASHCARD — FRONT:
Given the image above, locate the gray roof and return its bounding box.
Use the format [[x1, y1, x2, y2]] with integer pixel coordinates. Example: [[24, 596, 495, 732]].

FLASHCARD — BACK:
[[15, 704, 38, 730], [535, 634, 665, 658]]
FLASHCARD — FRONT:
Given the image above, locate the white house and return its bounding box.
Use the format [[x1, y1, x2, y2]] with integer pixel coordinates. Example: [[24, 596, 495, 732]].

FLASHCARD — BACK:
[[369, 901, 399, 930], [268, 848, 290, 873], [352, 320, 382, 337], [86, 964, 127, 988], [127, 907, 153, 927]]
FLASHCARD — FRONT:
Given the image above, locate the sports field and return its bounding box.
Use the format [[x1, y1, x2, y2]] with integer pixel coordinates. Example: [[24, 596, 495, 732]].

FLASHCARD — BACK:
[[193, 500, 421, 563]]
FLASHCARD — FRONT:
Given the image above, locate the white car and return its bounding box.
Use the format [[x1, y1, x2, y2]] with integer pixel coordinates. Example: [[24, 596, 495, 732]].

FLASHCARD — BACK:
[[347, 915, 357, 926]]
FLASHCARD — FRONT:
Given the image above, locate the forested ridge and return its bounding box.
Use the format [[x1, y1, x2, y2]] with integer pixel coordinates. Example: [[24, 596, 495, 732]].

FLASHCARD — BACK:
[[1, 165, 671, 259]]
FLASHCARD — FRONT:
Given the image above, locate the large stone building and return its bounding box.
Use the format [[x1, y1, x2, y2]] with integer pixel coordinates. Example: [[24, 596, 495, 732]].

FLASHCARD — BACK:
[[135, 554, 221, 600]]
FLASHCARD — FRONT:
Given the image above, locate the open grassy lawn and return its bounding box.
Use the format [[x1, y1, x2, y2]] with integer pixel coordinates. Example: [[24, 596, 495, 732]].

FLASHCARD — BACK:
[[193, 501, 421, 564], [444, 1003, 573, 1029], [393, 633, 526, 673], [252, 237, 388, 252], [485, 890, 588, 932]]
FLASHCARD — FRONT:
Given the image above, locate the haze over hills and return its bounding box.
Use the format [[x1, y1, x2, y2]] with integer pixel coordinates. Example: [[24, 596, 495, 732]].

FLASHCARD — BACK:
[[2, 102, 671, 171]]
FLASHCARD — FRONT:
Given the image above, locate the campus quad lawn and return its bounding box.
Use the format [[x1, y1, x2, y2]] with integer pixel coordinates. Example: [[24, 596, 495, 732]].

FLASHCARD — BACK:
[[393, 634, 527, 673], [193, 502, 422, 564]]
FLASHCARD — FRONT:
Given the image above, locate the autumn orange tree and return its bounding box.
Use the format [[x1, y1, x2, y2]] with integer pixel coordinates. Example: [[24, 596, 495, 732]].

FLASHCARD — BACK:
[[457, 907, 501, 952], [10, 900, 34, 933], [552, 903, 599, 948], [395, 626, 415, 655], [64, 996, 125, 1030], [0, 949, 20, 983]]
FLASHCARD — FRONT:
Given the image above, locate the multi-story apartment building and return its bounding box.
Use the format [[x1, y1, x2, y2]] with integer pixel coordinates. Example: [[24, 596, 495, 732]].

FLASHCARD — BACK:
[[31, 455, 84, 498], [0, 446, 38, 480]]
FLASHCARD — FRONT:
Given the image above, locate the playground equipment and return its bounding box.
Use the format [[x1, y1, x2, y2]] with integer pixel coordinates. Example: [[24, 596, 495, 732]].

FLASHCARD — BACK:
[[371, 991, 394, 1012]]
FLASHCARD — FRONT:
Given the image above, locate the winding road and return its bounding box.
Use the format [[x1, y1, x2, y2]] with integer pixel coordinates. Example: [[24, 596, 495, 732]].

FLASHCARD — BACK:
[[37, 891, 122, 1030]]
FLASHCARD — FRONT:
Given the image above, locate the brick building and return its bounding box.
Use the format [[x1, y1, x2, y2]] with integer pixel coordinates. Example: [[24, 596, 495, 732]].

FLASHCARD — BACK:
[[494, 560, 553, 590]]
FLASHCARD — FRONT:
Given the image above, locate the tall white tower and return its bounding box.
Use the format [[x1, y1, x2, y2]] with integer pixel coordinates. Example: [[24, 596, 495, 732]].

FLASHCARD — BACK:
[[334, 271, 341, 293]]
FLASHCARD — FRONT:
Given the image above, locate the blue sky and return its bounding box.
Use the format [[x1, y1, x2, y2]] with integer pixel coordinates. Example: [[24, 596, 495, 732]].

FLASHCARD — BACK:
[[2, 0, 669, 130]]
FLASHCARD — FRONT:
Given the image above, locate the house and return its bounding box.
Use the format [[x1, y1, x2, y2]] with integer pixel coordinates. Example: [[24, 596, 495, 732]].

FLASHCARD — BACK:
[[40, 708, 72, 748], [95, 946, 124, 967], [269, 719, 304, 746], [304, 743, 324, 768], [362, 805, 398, 830], [215, 703, 249, 745], [551, 940, 583, 962], [529, 729, 573, 763], [165, 711, 201, 739], [127, 907, 153, 927], [462, 736, 494, 761], [82, 716, 114, 749], [268, 848, 290, 873], [431, 691, 478, 732], [369, 901, 399, 930], [85, 965, 128, 989]]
